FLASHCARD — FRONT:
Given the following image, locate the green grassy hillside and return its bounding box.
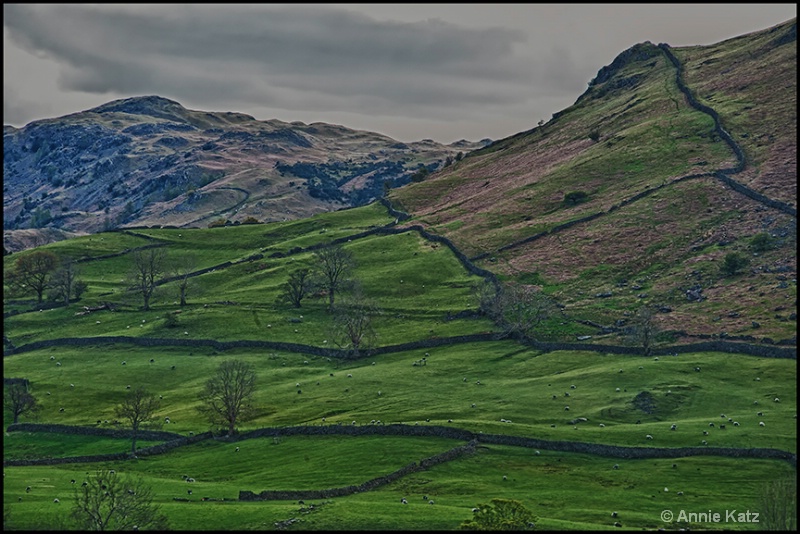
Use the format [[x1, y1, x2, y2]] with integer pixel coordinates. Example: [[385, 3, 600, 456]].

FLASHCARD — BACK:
[[4, 201, 796, 530]]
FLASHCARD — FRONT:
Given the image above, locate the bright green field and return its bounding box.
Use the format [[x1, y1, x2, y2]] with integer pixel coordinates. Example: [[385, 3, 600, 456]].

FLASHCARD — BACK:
[[4, 202, 796, 530]]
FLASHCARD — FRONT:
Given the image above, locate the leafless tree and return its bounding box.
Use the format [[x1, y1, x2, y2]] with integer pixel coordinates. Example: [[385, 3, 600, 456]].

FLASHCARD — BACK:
[[477, 280, 556, 340], [277, 268, 313, 308], [329, 286, 380, 358], [4, 382, 40, 424], [50, 257, 80, 307], [759, 475, 797, 530], [127, 248, 167, 311], [168, 254, 197, 306], [313, 244, 355, 311], [6, 250, 59, 304], [627, 305, 660, 356], [72, 468, 168, 531], [114, 387, 161, 455], [198, 359, 257, 435]]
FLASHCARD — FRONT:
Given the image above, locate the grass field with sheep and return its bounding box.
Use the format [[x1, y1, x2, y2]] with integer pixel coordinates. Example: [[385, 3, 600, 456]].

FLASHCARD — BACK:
[[3, 202, 796, 530]]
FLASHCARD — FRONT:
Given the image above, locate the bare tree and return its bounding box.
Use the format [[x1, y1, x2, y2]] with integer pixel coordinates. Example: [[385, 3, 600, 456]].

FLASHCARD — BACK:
[[627, 305, 660, 356], [114, 387, 161, 455], [329, 286, 380, 358], [72, 468, 168, 531], [4, 382, 40, 424], [169, 254, 197, 306], [127, 248, 167, 311], [759, 475, 797, 531], [6, 250, 59, 304], [313, 244, 355, 311], [277, 268, 313, 308], [198, 359, 257, 435], [477, 280, 556, 340], [50, 257, 80, 307]]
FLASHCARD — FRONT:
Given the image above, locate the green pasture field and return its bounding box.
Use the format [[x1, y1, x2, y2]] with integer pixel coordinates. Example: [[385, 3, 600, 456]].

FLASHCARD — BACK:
[[4, 344, 796, 450], [3, 437, 793, 530], [4, 201, 796, 530]]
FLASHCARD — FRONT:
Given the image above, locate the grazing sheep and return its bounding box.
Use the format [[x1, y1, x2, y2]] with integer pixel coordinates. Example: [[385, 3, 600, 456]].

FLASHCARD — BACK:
[[599, 424, 605, 428], [56, 362, 61, 367], [59, 408, 65, 412], [709, 423, 715, 427], [646, 434, 653, 440], [611, 512, 618, 518], [774, 397, 780, 403], [757, 412, 763, 416], [50, 356, 55, 360], [552, 395, 557, 400], [188, 490, 192, 495], [703, 431, 709, 436], [719, 425, 726, 430], [503, 475, 507, 480], [471, 403, 476, 408], [70, 384, 75, 388], [759, 421, 765, 427], [235, 447, 239, 452], [401, 498, 408, 504], [672, 464, 677, 469], [54, 498, 60, 503], [754, 401, 759, 405], [564, 406, 570, 411], [126, 385, 131, 389], [564, 392, 570, 397], [347, 374, 352, 378], [535, 450, 540, 455], [476, 380, 481, 385], [695, 367, 701, 372], [26, 486, 31, 492], [71, 479, 76, 484], [664, 488, 669, 492], [570, 384, 576, 389], [296, 383, 301, 387], [733, 421, 739, 426], [186, 478, 195, 483], [721, 414, 726, 418], [122, 361, 126, 365], [615, 388, 621, 392], [612, 464, 619, 470], [670, 424, 677, 431], [701, 440, 708, 445], [429, 500, 435, 505], [677, 491, 684, 496]]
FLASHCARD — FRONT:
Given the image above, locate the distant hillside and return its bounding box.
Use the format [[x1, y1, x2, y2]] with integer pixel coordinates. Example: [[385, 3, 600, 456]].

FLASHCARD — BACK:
[[3, 96, 488, 250], [389, 18, 797, 343]]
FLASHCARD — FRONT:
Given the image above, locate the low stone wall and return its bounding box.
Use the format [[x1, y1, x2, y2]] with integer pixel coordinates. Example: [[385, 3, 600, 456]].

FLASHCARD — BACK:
[[3, 424, 211, 467], [239, 439, 477, 501]]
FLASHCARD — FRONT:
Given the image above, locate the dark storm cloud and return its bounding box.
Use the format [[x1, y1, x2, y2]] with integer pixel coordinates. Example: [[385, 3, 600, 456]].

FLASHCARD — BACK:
[[3, 4, 551, 120]]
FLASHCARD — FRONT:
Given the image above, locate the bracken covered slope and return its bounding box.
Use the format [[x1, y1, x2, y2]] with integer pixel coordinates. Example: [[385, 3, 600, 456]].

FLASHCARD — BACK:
[[389, 19, 797, 344]]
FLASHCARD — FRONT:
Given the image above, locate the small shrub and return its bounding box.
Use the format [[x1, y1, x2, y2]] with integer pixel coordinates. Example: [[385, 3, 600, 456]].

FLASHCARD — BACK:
[[588, 130, 600, 142], [563, 191, 589, 206], [208, 218, 227, 228], [720, 252, 749, 277], [750, 232, 776, 253]]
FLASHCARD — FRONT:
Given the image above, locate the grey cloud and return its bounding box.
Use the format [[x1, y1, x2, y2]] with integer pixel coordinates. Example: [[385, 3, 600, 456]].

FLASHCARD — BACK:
[[3, 4, 543, 118]]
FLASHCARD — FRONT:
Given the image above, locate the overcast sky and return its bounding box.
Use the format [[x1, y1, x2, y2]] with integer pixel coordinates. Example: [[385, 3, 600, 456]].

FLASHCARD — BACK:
[[3, 4, 796, 143]]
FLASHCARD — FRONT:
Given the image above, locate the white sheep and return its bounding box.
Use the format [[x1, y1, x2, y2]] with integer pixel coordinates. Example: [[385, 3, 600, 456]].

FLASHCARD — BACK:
[[53, 498, 60, 503], [347, 374, 352, 378], [615, 388, 621, 392], [774, 397, 780, 403], [186, 478, 195, 483], [70, 384, 75, 388], [670, 424, 677, 431], [599, 423, 605, 428], [235, 447, 239, 452], [646, 434, 653, 440], [56, 362, 62, 367], [701, 440, 708, 445], [122, 361, 126, 365], [50, 356, 55, 360], [564, 406, 570, 411], [759, 421, 765, 427]]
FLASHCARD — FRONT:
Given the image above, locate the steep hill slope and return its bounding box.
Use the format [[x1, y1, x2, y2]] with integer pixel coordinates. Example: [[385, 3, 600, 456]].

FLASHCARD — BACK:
[[389, 19, 797, 343], [3, 96, 488, 249]]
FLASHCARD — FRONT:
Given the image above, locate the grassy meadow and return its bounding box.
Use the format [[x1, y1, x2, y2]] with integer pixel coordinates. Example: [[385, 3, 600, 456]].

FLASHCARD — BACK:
[[3, 202, 796, 530]]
